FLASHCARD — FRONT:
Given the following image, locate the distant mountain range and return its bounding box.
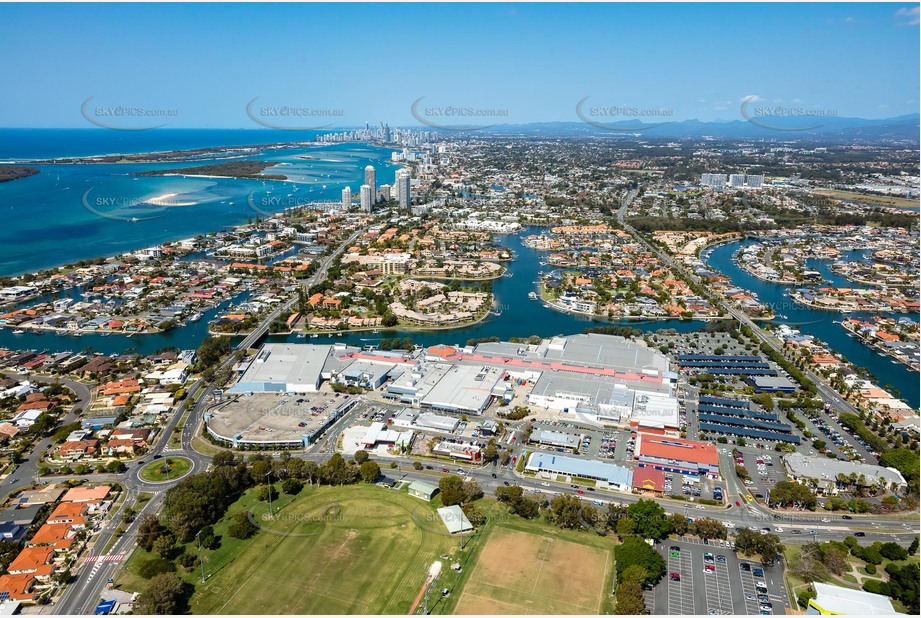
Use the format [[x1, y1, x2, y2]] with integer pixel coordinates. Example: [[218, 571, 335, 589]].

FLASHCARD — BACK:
[[429, 113, 920, 142]]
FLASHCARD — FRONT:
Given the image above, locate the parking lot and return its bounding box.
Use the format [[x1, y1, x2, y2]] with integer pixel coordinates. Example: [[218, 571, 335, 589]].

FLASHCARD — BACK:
[[649, 538, 790, 615], [737, 451, 786, 503]]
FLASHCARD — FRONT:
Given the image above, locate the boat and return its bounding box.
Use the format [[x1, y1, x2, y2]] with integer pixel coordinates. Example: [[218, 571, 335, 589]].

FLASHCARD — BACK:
[[528, 292, 538, 300], [188, 312, 203, 323], [310, 334, 318, 338], [296, 333, 306, 339], [372, 329, 380, 334], [11, 329, 24, 334]]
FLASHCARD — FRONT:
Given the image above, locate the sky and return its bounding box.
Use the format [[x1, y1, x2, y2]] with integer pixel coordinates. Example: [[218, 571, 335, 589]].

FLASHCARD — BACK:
[[1, 2, 918, 128]]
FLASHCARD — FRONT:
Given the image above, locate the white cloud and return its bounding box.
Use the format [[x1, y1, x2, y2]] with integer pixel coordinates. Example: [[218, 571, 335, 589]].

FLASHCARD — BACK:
[[895, 6, 920, 26]]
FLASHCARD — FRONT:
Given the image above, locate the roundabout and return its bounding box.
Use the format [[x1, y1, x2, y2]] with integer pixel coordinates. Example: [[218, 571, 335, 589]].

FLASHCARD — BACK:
[[137, 456, 193, 484]]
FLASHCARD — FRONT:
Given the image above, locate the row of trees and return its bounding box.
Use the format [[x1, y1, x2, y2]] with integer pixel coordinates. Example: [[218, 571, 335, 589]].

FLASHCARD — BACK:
[[612, 537, 666, 614]]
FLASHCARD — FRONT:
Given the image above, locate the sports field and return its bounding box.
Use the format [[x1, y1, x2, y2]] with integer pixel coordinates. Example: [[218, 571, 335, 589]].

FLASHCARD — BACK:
[[454, 527, 611, 614], [190, 485, 456, 614]]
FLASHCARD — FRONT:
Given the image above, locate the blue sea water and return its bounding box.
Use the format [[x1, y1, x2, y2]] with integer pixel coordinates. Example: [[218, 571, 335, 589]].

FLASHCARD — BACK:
[[0, 129, 396, 275]]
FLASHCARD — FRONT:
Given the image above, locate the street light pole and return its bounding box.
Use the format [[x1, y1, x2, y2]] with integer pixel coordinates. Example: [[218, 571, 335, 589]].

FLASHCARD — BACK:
[[266, 470, 274, 518], [196, 530, 205, 583]]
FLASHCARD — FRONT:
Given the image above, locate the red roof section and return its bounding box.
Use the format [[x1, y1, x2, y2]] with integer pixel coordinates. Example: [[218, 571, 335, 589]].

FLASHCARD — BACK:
[[632, 467, 666, 492], [635, 433, 719, 466]]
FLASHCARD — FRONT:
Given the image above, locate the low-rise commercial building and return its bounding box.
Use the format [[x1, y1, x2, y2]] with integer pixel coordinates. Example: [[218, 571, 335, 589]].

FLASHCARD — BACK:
[[633, 433, 720, 478], [525, 452, 634, 491], [806, 582, 896, 615], [784, 453, 907, 494], [529, 429, 580, 450]]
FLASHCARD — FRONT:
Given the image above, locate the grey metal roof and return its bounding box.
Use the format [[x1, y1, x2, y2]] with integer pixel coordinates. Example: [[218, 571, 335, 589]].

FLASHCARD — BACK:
[[784, 453, 906, 486], [437, 505, 473, 534], [525, 452, 633, 486]]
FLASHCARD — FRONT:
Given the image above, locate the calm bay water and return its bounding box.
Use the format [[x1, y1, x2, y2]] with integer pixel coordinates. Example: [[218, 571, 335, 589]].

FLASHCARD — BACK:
[[0, 129, 397, 275]]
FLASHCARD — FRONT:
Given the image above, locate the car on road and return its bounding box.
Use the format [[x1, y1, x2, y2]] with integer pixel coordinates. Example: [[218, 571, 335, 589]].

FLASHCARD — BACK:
[[576, 489, 584, 495], [735, 501, 741, 507], [704, 565, 715, 573], [746, 594, 756, 601], [821, 517, 830, 523], [808, 529, 818, 535], [854, 531, 866, 537], [503, 481, 510, 486], [753, 567, 764, 577], [703, 552, 714, 563], [441, 468, 449, 473], [491, 473, 497, 478], [740, 563, 751, 571], [670, 545, 681, 551], [774, 527, 783, 532], [669, 551, 680, 558], [716, 555, 726, 564], [669, 572, 681, 581], [791, 529, 801, 534], [758, 595, 770, 603], [842, 515, 852, 520]]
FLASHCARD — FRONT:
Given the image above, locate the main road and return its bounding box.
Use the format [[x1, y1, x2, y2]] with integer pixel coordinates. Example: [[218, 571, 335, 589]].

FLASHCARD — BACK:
[[614, 192, 864, 421], [51, 217, 917, 614], [53, 223, 368, 615]]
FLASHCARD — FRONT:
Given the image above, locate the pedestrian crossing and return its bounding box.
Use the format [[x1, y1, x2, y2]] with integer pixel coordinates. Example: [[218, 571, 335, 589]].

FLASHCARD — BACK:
[[81, 553, 126, 565]]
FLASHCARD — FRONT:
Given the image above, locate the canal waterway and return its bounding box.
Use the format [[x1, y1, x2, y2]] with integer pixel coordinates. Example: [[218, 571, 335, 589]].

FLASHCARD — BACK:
[[706, 240, 919, 409]]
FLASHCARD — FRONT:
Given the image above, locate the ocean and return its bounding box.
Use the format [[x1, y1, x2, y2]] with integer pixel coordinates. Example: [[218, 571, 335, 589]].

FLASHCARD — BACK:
[[0, 129, 396, 276]]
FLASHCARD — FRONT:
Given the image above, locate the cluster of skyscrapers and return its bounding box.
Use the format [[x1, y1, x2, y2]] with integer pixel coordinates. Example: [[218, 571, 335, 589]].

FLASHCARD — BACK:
[[347, 164, 412, 213], [700, 173, 765, 189], [317, 123, 436, 148]]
